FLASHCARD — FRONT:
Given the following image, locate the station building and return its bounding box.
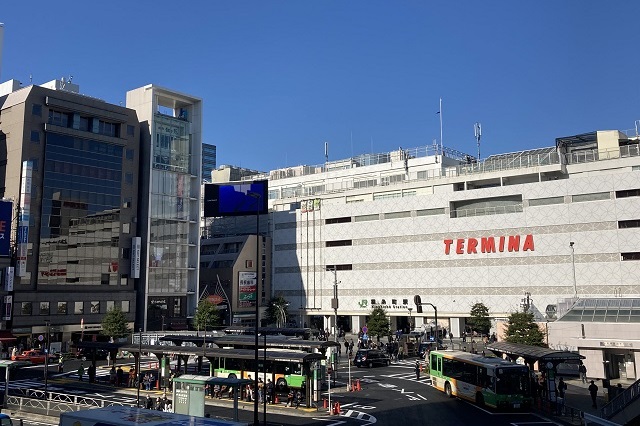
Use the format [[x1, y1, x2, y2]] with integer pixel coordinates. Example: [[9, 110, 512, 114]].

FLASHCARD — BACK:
[[204, 129, 640, 379]]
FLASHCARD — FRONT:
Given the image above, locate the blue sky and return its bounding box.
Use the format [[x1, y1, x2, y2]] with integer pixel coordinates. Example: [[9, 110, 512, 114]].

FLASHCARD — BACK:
[[3, 2, 640, 172]]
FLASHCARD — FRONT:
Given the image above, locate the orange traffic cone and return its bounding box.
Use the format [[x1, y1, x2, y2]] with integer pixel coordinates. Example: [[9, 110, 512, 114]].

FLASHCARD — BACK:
[[323, 398, 328, 409], [356, 379, 361, 391], [333, 401, 341, 415], [274, 394, 279, 404]]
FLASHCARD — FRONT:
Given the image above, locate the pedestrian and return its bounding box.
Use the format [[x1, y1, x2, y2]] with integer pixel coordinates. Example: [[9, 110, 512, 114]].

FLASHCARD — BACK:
[[286, 389, 294, 407], [145, 395, 153, 410], [415, 360, 421, 381], [58, 357, 64, 373], [77, 363, 84, 381], [88, 364, 96, 383], [557, 377, 567, 414], [588, 380, 598, 408], [294, 389, 302, 409], [109, 366, 116, 385], [579, 363, 587, 384], [117, 366, 124, 387], [128, 368, 136, 387], [258, 378, 264, 403]]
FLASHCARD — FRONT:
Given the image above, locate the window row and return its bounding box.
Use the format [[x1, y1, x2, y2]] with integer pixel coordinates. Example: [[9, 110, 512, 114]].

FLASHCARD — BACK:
[[19, 300, 130, 316]]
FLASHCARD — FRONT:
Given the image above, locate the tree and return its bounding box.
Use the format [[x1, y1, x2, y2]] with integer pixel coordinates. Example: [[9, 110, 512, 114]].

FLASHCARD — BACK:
[[366, 306, 390, 341], [468, 302, 491, 335], [263, 296, 290, 327], [101, 308, 131, 341], [504, 311, 546, 347], [193, 299, 221, 331]]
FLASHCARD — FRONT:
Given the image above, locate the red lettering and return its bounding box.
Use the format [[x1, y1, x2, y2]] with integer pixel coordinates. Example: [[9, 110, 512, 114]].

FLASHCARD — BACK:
[[508, 235, 520, 252], [444, 239, 453, 255], [522, 234, 535, 251], [481, 237, 496, 253], [0, 221, 5, 232], [456, 239, 464, 254], [499, 236, 505, 252], [467, 238, 478, 254]]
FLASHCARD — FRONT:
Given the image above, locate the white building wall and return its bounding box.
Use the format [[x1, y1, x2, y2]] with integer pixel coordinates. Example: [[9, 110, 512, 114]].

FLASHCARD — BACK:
[[270, 144, 640, 331]]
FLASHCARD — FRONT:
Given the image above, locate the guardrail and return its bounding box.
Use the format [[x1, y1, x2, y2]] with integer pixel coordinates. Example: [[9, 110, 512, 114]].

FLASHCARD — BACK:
[[6, 390, 135, 417], [601, 377, 640, 419]]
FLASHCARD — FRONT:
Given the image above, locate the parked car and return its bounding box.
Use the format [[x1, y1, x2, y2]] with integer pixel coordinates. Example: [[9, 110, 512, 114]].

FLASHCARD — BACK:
[[10, 349, 56, 364], [417, 341, 446, 359], [354, 349, 391, 368]]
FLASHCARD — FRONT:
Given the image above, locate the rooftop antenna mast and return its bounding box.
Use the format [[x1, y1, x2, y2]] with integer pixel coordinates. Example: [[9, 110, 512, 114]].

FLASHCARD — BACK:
[[635, 120, 640, 138], [438, 98, 443, 155], [474, 122, 482, 161], [324, 141, 329, 168]]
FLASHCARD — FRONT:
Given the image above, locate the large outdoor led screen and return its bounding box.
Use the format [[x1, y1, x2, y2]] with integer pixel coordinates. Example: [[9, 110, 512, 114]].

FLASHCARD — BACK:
[[0, 200, 12, 257], [204, 180, 268, 217]]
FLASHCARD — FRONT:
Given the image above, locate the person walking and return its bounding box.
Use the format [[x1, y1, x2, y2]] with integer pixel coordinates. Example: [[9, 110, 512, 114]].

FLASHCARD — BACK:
[[415, 360, 421, 381], [588, 380, 598, 408], [58, 356, 64, 373], [557, 377, 567, 414], [579, 363, 587, 384], [77, 363, 84, 381]]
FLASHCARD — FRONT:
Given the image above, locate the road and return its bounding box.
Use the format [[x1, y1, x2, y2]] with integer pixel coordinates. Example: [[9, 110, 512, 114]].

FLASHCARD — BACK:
[[6, 358, 561, 426]]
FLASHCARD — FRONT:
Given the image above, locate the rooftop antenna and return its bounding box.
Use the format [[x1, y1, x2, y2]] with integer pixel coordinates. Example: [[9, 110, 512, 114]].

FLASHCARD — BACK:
[[437, 98, 443, 155], [474, 122, 482, 161], [635, 120, 640, 137], [29, 74, 32, 84], [324, 141, 328, 165]]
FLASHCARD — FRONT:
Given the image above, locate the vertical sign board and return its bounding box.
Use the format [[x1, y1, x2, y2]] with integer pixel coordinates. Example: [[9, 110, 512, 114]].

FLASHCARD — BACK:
[[238, 271, 257, 307], [4, 267, 14, 292], [2, 296, 12, 321], [131, 237, 141, 279], [17, 161, 32, 277], [0, 200, 12, 257]]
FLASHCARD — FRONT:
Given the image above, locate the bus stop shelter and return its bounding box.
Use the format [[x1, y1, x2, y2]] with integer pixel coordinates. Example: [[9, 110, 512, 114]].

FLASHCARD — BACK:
[[172, 375, 252, 421], [485, 341, 585, 404]]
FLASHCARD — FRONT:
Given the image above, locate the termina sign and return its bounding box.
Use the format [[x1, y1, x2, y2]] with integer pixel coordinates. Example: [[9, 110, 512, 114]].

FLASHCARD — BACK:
[[0, 200, 12, 257], [444, 234, 534, 255]]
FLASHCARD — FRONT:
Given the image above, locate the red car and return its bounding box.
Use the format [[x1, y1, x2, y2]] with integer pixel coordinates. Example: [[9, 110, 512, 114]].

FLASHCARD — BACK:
[[11, 349, 56, 364]]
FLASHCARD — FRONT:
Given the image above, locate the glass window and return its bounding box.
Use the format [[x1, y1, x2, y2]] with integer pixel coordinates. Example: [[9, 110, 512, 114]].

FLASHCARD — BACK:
[[122, 223, 130, 234], [30, 130, 40, 143], [127, 125, 135, 137], [125, 173, 133, 185], [40, 301, 50, 315], [57, 302, 67, 315], [120, 274, 128, 286], [32, 104, 42, 116], [74, 301, 84, 314], [106, 301, 115, 311], [90, 301, 100, 314], [126, 148, 134, 160], [101, 273, 110, 285], [21, 302, 32, 315], [121, 300, 130, 313]]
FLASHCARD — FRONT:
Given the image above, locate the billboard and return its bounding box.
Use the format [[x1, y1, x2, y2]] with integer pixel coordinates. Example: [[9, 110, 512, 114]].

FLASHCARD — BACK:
[[17, 161, 32, 276], [203, 180, 268, 217], [238, 271, 256, 308], [131, 237, 141, 279], [0, 200, 11, 257]]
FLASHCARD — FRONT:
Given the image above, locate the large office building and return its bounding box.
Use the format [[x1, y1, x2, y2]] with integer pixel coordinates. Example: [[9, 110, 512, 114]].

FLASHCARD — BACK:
[[205, 129, 640, 379], [126, 85, 202, 332], [201, 143, 217, 182], [0, 79, 139, 347]]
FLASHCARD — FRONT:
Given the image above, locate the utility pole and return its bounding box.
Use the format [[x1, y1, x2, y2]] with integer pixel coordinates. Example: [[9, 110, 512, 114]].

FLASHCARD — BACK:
[[330, 267, 339, 343]]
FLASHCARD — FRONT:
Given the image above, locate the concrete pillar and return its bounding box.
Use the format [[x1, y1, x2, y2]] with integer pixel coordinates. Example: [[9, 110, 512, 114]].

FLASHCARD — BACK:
[[449, 318, 465, 338]]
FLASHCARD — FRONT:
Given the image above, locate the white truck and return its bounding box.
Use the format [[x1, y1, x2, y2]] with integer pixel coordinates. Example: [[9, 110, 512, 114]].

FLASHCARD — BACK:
[[59, 406, 248, 426]]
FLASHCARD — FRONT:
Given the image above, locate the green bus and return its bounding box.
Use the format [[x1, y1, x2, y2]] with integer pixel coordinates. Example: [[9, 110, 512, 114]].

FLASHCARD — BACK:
[[429, 350, 532, 410], [212, 348, 321, 391]]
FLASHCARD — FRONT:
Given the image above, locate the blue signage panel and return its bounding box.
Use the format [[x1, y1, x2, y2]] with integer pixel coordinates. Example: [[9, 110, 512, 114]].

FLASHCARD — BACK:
[[0, 200, 12, 257]]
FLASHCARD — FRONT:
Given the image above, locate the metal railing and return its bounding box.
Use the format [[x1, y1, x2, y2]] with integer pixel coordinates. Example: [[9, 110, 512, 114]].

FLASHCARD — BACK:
[[601, 377, 640, 419], [6, 390, 135, 417]]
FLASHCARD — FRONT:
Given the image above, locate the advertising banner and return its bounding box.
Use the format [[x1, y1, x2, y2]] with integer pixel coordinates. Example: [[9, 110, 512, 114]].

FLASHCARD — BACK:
[[17, 161, 32, 276], [0, 200, 11, 257], [238, 271, 256, 308], [4, 266, 14, 291], [131, 237, 141, 278], [2, 295, 12, 321]]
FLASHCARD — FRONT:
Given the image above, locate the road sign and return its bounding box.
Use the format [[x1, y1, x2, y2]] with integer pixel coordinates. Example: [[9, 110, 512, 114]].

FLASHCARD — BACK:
[[37, 334, 44, 342], [362, 326, 368, 334]]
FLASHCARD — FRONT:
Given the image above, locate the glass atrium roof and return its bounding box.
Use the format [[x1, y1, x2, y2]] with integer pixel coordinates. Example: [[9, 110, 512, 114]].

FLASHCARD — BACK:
[[557, 298, 640, 323]]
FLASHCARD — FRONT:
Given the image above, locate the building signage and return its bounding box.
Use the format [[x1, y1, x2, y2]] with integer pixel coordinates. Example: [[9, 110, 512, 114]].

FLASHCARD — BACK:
[[301, 199, 321, 213], [2, 295, 12, 321], [238, 271, 256, 307], [131, 237, 141, 278], [444, 234, 535, 255], [4, 267, 14, 292], [371, 304, 410, 310], [600, 341, 633, 348], [0, 200, 12, 257], [17, 161, 32, 276]]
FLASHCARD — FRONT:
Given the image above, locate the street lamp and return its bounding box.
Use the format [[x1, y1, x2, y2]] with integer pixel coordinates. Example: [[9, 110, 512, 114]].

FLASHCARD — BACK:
[[136, 328, 141, 407], [570, 242, 577, 298], [413, 296, 438, 342], [247, 190, 261, 426], [44, 320, 50, 398]]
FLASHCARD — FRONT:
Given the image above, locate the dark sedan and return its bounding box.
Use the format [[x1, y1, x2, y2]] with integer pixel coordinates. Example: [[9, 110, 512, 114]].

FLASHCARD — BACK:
[[354, 349, 391, 368]]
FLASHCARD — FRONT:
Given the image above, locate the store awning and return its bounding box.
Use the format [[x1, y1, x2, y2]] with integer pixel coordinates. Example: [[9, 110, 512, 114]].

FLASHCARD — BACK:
[[0, 331, 17, 342]]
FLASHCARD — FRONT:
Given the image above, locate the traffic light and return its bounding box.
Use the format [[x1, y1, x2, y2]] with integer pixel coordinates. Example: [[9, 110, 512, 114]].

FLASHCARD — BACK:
[[414, 295, 423, 313]]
